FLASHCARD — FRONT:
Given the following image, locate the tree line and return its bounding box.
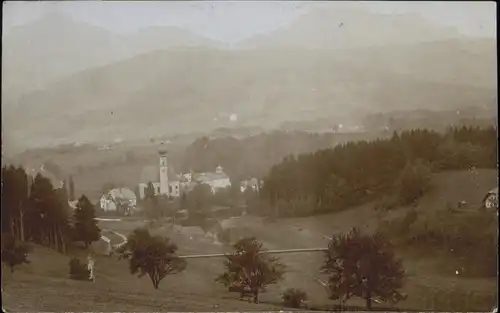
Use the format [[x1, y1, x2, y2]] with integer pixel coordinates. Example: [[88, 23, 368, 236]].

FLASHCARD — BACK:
[[258, 126, 497, 216], [180, 130, 387, 182], [2, 165, 101, 271]]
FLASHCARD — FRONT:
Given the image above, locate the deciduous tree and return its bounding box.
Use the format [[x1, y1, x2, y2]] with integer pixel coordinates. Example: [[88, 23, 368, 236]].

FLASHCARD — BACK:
[[216, 237, 285, 303], [118, 228, 186, 289], [322, 228, 406, 311]]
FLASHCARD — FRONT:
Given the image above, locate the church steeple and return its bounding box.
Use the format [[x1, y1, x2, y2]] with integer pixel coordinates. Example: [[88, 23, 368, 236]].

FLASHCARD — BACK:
[[159, 148, 169, 196]]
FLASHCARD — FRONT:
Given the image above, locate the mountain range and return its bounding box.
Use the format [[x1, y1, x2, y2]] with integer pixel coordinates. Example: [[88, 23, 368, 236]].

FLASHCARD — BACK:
[[2, 8, 497, 153]]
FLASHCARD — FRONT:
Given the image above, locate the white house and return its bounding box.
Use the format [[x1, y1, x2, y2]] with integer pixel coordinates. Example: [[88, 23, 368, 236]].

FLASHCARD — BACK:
[[100, 187, 137, 212], [193, 166, 231, 193]]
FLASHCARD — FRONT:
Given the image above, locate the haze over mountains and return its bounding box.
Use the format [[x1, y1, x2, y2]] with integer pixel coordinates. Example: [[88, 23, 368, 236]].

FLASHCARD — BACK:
[[2, 7, 497, 153], [2, 12, 227, 98]]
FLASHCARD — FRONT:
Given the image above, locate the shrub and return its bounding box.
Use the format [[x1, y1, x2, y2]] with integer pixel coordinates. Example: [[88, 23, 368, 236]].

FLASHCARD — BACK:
[[282, 288, 308, 308], [69, 257, 91, 281], [1, 234, 32, 273]]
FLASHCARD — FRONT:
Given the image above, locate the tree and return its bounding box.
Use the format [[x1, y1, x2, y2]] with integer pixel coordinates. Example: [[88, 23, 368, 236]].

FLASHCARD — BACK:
[[180, 192, 187, 211], [398, 159, 432, 205], [187, 183, 213, 214], [185, 183, 213, 225], [69, 176, 75, 201], [73, 195, 101, 248], [28, 174, 62, 246], [216, 237, 285, 303], [2, 164, 71, 254], [52, 187, 71, 254], [1, 165, 29, 241], [1, 234, 31, 273], [117, 228, 186, 289], [144, 182, 161, 219], [322, 228, 406, 311]]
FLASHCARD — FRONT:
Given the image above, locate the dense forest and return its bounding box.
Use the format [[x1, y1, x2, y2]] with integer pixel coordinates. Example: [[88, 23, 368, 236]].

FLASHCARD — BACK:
[[1, 165, 100, 256], [180, 130, 389, 181], [256, 126, 497, 216]]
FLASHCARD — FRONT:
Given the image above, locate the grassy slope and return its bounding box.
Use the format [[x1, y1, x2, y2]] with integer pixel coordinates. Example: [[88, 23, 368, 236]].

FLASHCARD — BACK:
[[3, 169, 497, 311], [1, 243, 281, 312], [98, 169, 498, 310]]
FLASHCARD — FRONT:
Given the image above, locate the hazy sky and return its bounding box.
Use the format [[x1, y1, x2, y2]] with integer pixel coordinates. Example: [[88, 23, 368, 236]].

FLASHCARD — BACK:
[[3, 1, 496, 42]]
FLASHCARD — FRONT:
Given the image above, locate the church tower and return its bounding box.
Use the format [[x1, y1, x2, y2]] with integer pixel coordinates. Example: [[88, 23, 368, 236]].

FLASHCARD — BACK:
[[159, 149, 169, 196]]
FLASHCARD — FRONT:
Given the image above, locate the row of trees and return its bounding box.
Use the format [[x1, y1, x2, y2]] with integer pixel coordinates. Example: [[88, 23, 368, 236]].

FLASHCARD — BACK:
[[1, 165, 101, 271], [118, 227, 405, 310], [259, 126, 497, 216]]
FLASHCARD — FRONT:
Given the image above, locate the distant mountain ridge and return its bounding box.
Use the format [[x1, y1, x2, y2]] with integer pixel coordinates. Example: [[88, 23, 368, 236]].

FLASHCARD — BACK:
[[2, 12, 228, 100], [236, 8, 463, 49], [2, 9, 496, 152]]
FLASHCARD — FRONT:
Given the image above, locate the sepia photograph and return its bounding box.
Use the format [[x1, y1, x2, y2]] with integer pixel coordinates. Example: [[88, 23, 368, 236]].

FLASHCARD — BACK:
[[1, 1, 497, 312]]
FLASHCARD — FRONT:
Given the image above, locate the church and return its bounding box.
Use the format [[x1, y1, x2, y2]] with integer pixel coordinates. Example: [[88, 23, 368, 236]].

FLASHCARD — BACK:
[[137, 149, 232, 200]]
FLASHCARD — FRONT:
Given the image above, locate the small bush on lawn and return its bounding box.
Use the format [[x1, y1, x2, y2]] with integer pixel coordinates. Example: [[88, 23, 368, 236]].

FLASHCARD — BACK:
[[68, 257, 90, 281], [1, 233, 32, 273], [282, 288, 308, 308]]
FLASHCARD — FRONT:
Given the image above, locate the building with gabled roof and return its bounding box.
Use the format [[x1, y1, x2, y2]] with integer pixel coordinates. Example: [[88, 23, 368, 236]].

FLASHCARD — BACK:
[[137, 150, 231, 199], [192, 165, 231, 193]]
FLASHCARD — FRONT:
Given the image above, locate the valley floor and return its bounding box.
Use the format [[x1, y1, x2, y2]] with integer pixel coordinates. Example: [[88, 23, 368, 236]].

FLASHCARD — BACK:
[[3, 169, 497, 311]]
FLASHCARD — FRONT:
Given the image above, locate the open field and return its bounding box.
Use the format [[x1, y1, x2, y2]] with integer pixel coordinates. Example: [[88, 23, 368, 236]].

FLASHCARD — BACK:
[[3, 169, 497, 311], [1, 244, 281, 312]]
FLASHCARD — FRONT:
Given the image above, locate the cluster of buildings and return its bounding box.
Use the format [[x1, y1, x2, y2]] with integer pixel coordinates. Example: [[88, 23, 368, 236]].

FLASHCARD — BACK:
[[136, 149, 233, 199], [99, 148, 261, 212]]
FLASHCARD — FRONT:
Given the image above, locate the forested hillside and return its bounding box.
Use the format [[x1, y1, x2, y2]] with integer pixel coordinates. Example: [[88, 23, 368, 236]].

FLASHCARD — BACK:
[[257, 126, 497, 216], [180, 130, 389, 181]]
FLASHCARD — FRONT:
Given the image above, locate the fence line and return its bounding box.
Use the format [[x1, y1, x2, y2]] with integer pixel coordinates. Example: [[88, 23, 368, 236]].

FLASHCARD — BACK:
[[178, 248, 328, 259]]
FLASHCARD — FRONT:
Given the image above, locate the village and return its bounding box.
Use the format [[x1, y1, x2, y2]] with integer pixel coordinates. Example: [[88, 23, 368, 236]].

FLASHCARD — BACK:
[[97, 146, 261, 219]]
